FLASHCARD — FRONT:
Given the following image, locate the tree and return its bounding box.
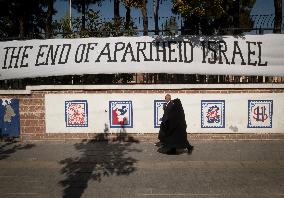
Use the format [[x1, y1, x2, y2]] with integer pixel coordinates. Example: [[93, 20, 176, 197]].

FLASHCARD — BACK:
[[65, 0, 102, 31], [114, 0, 121, 33], [153, 0, 160, 35], [44, 0, 56, 38], [0, 0, 46, 39], [124, 0, 148, 35], [70, 0, 86, 30], [164, 16, 178, 35], [153, 0, 168, 35], [172, 0, 255, 35], [231, 0, 256, 34], [141, 0, 148, 35], [274, 0, 282, 33], [125, 3, 131, 31], [172, 0, 226, 35]]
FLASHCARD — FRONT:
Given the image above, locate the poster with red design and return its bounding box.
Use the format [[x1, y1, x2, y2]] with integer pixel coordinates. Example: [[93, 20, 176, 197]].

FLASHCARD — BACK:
[[109, 101, 133, 128], [65, 100, 88, 127]]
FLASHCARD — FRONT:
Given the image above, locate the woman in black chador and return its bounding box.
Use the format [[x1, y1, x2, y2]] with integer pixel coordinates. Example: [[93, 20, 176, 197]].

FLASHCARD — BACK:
[[158, 94, 194, 155]]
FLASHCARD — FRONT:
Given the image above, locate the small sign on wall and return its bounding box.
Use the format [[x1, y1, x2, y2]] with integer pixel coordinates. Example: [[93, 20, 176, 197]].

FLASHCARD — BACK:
[[109, 101, 133, 128], [201, 100, 225, 128], [65, 100, 88, 127], [154, 100, 166, 128], [248, 100, 273, 128]]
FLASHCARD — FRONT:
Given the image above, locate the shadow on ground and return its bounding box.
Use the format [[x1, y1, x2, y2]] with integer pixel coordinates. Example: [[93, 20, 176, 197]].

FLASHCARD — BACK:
[[59, 132, 141, 198], [156, 147, 189, 155], [0, 139, 35, 160]]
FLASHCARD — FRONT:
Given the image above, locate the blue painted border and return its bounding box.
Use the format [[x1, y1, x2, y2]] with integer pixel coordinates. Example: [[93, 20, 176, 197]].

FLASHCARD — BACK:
[[247, 100, 273, 128], [201, 100, 225, 128], [65, 100, 88, 127], [109, 100, 133, 128], [154, 100, 166, 128]]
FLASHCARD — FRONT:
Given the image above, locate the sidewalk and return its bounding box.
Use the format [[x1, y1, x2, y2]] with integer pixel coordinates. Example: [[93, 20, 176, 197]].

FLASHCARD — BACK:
[[0, 136, 283, 198]]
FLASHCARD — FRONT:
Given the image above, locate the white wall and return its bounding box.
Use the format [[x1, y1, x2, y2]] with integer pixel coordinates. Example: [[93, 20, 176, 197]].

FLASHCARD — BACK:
[[45, 93, 284, 133]]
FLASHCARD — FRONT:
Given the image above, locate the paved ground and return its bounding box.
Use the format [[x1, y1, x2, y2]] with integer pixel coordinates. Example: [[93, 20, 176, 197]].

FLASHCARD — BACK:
[[0, 136, 283, 198]]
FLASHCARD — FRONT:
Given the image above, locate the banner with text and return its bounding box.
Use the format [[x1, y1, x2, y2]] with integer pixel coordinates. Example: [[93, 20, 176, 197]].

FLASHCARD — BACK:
[[1, 34, 284, 80]]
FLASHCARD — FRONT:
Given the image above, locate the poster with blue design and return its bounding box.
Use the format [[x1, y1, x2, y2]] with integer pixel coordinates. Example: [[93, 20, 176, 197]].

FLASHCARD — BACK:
[[109, 101, 133, 128], [65, 100, 88, 127], [0, 99, 20, 137], [248, 100, 273, 128], [201, 100, 225, 128], [154, 100, 166, 128]]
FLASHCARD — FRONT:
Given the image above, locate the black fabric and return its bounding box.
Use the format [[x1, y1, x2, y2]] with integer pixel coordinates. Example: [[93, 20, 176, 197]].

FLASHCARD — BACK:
[[158, 98, 191, 149]]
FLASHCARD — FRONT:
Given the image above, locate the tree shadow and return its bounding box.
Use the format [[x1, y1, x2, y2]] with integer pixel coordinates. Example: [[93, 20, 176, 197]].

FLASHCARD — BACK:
[[59, 130, 141, 198], [0, 139, 36, 160]]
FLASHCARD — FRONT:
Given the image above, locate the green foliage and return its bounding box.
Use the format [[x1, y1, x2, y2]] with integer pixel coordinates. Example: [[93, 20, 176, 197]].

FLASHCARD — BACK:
[[55, 9, 137, 38], [164, 17, 178, 36], [73, 10, 102, 37], [172, 0, 225, 18], [99, 18, 138, 37], [54, 13, 73, 38], [0, 16, 12, 38], [123, 0, 144, 8], [172, 0, 256, 35]]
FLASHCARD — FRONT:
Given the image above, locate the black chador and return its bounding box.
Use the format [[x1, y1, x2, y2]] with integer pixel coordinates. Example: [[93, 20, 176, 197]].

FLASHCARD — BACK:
[[158, 98, 193, 154]]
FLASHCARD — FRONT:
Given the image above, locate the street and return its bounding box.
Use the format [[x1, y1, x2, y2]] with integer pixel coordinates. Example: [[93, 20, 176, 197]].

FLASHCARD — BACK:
[[0, 136, 283, 198]]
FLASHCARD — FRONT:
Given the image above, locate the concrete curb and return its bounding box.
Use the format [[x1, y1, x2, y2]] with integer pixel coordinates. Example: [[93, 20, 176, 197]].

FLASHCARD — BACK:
[[17, 133, 284, 142]]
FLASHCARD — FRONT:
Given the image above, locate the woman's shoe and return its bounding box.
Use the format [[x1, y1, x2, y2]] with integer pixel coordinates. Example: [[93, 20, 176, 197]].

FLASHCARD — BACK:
[[187, 146, 194, 154], [166, 148, 177, 155]]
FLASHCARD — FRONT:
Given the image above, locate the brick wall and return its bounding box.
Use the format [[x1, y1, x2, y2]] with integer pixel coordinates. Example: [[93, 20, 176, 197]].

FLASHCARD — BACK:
[[1, 87, 284, 141], [20, 92, 45, 140]]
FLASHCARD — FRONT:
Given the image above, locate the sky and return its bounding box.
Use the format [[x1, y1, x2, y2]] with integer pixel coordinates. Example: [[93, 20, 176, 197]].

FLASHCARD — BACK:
[[53, 0, 282, 31]]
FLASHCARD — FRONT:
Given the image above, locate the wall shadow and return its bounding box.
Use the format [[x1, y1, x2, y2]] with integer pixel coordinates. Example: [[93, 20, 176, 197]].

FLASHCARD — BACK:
[[0, 140, 36, 160], [59, 131, 140, 198]]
